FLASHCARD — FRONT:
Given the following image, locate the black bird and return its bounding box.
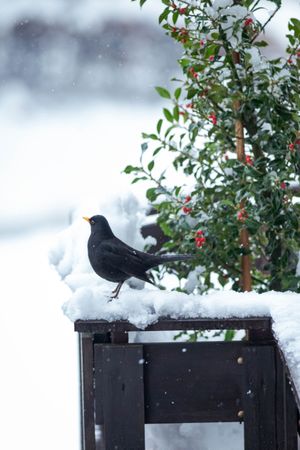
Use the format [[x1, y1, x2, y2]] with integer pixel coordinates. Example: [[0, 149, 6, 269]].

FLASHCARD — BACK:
[[83, 215, 193, 299]]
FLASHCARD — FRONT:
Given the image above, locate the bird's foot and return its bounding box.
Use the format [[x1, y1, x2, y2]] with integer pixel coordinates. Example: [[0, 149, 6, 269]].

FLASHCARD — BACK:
[[108, 292, 118, 301], [109, 281, 124, 300]]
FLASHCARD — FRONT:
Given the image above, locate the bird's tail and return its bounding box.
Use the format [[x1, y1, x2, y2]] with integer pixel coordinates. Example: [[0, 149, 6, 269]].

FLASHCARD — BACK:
[[146, 253, 193, 269]]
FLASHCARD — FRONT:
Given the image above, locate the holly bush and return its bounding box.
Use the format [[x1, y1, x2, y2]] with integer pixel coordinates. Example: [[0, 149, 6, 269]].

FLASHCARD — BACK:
[[126, 0, 300, 294]]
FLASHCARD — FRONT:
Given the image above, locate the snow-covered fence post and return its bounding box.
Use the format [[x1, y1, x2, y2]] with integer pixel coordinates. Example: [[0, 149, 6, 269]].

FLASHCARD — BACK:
[[75, 317, 299, 450]]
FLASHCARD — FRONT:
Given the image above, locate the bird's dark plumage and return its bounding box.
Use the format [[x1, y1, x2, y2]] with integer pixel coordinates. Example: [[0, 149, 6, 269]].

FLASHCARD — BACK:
[[83, 214, 193, 299]]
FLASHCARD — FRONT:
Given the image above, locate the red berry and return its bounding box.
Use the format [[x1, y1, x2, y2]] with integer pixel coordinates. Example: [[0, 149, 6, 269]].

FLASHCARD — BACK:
[[243, 18, 253, 27], [178, 7, 187, 14], [184, 195, 192, 203], [289, 143, 295, 151], [209, 55, 215, 62], [245, 155, 253, 166], [280, 182, 286, 189], [182, 206, 192, 214], [208, 113, 217, 125], [237, 208, 248, 222], [195, 235, 206, 248]]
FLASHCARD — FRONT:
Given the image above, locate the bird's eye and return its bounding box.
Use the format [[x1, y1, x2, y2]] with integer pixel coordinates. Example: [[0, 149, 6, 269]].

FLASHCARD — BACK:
[[90, 219, 95, 225]]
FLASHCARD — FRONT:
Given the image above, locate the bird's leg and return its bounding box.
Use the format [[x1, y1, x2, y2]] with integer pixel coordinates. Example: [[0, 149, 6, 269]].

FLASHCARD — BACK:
[[110, 281, 124, 299]]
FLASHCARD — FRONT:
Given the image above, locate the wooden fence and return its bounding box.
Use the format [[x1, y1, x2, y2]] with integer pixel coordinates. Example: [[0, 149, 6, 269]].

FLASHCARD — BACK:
[[75, 317, 300, 450]]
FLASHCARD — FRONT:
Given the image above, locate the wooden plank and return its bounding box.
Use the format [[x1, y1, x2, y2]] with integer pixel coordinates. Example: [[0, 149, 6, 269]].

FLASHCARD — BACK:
[[275, 350, 286, 449], [242, 345, 277, 450], [78, 333, 96, 450], [95, 344, 145, 450], [284, 371, 298, 450], [274, 350, 298, 449], [143, 342, 244, 423], [276, 346, 300, 413], [75, 317, 271, 334]]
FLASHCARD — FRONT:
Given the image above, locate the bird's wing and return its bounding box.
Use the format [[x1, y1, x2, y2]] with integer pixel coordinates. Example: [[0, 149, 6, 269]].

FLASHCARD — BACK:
[[96, 239, 152, 278]]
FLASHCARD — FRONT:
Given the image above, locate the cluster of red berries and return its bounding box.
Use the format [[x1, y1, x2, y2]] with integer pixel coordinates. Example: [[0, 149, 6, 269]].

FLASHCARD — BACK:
[[195, 230, 206, 248], [189, 67, 198, 79], [208, 113, 217, 125], [237, 208, 248, 222], [182, 195, 192, 214], [243, 18, 253, 27], [170, 2, 187, 14], [172, 27, 189, 43]]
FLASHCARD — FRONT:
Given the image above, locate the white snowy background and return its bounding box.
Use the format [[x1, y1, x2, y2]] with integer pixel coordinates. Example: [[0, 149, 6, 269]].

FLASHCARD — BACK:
[[0, 1, 299, 449]]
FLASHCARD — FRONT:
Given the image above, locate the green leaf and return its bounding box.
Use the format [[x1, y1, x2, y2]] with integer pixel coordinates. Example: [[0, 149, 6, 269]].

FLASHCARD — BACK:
[[132, 176, 148, 184], [156, 119, 163, 134], [290, 18, 300, 36], [159, 8, 169, 24], [148, 160, 155, 171], [254, 40, 269, 47], [155, 86, 171, 99], [148, 133, 158, 140], [146, 187, 158, 202], [187, 88, 198, 99], [163, 108, 174, 123], [159, 221, 173, 237], [224, 330, 235, 341], [174, 186, 181, 196], [173, 105, 179, 121], [153, 146, 162, 156], [123, 165, 140, 174], [172, 10, 179, 25], [174, 87, 182, 100]]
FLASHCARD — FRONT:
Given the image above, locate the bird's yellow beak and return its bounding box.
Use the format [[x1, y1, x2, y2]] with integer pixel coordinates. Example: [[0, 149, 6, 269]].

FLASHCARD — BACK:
[[83, 216, 91, 223]]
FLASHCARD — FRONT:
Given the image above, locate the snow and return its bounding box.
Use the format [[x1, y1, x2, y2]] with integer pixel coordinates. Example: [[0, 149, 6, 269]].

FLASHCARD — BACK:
[[51, 204, 300, 402], [0, 231, 79, 450], [146, 422, 243, 450]]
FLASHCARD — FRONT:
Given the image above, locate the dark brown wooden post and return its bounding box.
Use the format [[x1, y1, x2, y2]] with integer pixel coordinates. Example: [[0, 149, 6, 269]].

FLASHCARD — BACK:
[[95, 344, 145, 450], [78, 333, 96, 450], [242, 345, 277, 450], [275, 350, 298, 449]]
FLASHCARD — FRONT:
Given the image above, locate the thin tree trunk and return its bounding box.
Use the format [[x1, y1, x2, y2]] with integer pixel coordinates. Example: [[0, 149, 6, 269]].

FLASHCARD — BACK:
[[233, 51, 252, 292]]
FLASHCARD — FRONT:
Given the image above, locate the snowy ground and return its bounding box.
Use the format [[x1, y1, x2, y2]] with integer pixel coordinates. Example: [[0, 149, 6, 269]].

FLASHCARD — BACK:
[[0, 231, 79, 450]]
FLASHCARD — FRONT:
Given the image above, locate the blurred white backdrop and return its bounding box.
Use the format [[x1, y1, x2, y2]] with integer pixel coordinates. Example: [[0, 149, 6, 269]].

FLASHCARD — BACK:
[[0, 1, 298, 449]]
